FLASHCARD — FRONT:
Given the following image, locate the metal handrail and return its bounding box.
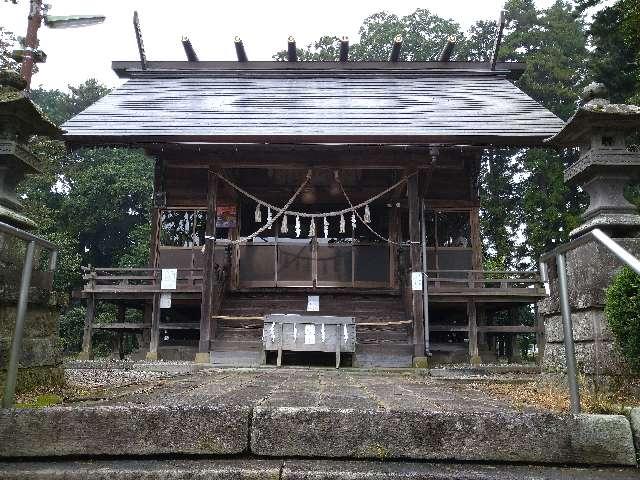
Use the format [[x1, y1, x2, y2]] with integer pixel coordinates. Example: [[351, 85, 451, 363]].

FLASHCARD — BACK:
[[539, 227, 640, 414], [0, 221, 58, 408]]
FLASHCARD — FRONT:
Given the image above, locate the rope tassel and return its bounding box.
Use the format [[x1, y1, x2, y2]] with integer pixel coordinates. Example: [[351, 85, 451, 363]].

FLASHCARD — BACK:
[[323, 217, 329, 238], [267, 207, 273, 223], [255, 204, 262, 223], [309, 218, 316, 237], [295, 215, 301, 238], [281, 215, 288, 234], [339, 213, 346, 234], [364, 204, 371, 223], [351, 212, 356, 232]]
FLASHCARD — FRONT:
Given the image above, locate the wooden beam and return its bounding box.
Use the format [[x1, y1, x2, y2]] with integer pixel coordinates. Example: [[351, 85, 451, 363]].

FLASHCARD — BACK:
[[477, 325, 541, 333], [407, 168, 425, 358], [181, 36, 199, 62], [146, 293, 161, 360], [287, 36, 297, 62], [111, 60, 527, 76], [132, 11, 147, 70], [339, 37, 349, 62], [148, 157, 164, 268], [389, 35, 403, 62], [470, 207, 482, 271], [490, 10, 506, 71], [94, 322, 151, 330], [468, 300, 480, 364], [197, 168, 218, 362], [438, 36, 456, 62], [234, 37, 248, 62]]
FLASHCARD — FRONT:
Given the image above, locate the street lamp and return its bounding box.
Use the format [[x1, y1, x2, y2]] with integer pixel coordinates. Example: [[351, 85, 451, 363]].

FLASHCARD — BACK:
[[10, 0, 105, 89]]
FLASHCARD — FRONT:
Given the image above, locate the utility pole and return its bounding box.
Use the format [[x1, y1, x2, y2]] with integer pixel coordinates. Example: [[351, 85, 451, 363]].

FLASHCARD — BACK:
[[20, 0, 43, 89], [12, 0, 105, 90]]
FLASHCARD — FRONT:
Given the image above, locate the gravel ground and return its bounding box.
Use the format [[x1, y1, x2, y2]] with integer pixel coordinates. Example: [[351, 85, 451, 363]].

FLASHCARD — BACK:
[[65, 368, 180, 390]]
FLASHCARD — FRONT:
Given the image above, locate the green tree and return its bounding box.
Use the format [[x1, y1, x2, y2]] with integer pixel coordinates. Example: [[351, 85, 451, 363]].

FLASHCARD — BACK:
[[0, 26, 18, 71], [499, 0, 589, 265], [576, 0, 640, 104], [274, 9, 465, 62], [18, 81, 153, 294]]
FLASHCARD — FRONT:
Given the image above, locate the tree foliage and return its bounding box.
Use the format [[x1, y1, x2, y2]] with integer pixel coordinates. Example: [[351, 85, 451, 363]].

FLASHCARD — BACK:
[[581, 0, 640, 105], [0, 26, 18, 71], [17, 82, 153, 294]]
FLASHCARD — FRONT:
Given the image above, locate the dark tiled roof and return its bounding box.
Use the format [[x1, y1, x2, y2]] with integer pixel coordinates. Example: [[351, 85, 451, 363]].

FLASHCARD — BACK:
[[62, 62, 564, 146]]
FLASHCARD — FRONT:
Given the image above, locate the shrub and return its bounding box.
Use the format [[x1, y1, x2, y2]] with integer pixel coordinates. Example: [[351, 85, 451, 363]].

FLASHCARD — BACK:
[[605, 266, 640, 371]]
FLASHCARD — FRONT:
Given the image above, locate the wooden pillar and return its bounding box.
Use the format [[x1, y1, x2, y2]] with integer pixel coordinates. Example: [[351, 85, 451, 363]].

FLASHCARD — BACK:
[[146, 292, 161, 360], [388, 205, 400, 289], [149, 156, 165, 268], [196, 168, 218, 363], [117, 304, 126, 359], [468, 300, 480, 365], [142, 302, 152, 346], [79, 293, 95, 360], [477, 305, 488, 351], [470, 207, 482, 271], [407, 169, 425, 361]]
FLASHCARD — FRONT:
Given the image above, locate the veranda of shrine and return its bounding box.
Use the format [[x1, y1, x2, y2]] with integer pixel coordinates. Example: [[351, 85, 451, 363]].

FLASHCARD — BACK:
[[65, 31, 565, 367]]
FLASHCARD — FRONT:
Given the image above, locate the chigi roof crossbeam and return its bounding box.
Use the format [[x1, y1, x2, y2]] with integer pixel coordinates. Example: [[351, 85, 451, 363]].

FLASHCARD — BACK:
[[130, 9, 508, 67]]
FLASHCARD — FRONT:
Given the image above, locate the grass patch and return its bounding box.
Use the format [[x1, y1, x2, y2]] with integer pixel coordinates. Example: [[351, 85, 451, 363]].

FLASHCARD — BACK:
[[472, 378, 640, 414], [15, 393, 63, 408]]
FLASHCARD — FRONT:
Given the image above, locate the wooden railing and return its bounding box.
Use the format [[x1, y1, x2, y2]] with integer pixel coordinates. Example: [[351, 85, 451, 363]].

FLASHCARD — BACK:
[[81, 267, 205, 293], [425, 269, 544, 293]]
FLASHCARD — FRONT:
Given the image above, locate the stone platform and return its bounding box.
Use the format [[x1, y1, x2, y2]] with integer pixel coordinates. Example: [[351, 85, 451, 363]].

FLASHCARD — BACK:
[[1, 459, 639, 480], [0, 367, 638, 471]]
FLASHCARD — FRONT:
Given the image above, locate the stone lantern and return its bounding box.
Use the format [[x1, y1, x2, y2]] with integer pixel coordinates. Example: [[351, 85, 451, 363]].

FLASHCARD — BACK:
[[546, 82, 640, 238], [0, 70, 61, 229], [0, 71, 63, 399], [538, 83, 640, 379]]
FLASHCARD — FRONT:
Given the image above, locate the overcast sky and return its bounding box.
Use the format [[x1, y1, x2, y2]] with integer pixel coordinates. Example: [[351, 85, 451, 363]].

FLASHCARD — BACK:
[[2, 0, 561, 91]]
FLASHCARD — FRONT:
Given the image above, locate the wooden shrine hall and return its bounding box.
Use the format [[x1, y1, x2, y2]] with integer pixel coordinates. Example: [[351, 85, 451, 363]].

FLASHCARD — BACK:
[[64, 29, 563, 367]]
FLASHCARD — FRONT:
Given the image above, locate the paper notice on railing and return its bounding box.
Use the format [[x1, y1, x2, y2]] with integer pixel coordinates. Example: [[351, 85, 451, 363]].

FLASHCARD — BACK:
[[411, 271, 423, 291], [307, 295, 319, 312], [160, 292, 172, 309], [161, 269, 177, 290], [304, 324, 316, 344]]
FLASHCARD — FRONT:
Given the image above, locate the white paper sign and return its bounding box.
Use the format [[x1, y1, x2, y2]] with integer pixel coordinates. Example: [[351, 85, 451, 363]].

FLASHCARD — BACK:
[[411, 272, 423, 291], [161, 268, 177, 290], [160, 292, 172, 309], [307, 295, 319, 312], [304, 324, 316, 344]]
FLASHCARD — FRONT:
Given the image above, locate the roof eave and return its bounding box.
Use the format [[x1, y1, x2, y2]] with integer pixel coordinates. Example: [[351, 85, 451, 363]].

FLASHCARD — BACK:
[[63, 133, 557, 151]]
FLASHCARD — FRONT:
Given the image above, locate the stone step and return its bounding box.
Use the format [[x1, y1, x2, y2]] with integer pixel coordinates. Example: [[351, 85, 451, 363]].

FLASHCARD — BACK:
[[211, 339, 263, 351], [0, 406, 636, 466], [211, 349, 263, 366], [355, 342, 414, 367], [1, 459, 638, 480]]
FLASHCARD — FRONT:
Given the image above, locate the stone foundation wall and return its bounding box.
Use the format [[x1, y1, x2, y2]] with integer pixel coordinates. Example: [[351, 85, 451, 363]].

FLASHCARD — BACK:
[[0, 301, 63, 395], [538, 237, 640, 376]]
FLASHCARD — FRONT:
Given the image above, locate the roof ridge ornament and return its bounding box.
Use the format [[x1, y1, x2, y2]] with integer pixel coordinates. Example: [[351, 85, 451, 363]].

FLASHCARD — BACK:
[[133, 11, 147, 70], [389, 35, 403, 62], [490, 10, 507, 71], [580, 82, 609, 106]]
